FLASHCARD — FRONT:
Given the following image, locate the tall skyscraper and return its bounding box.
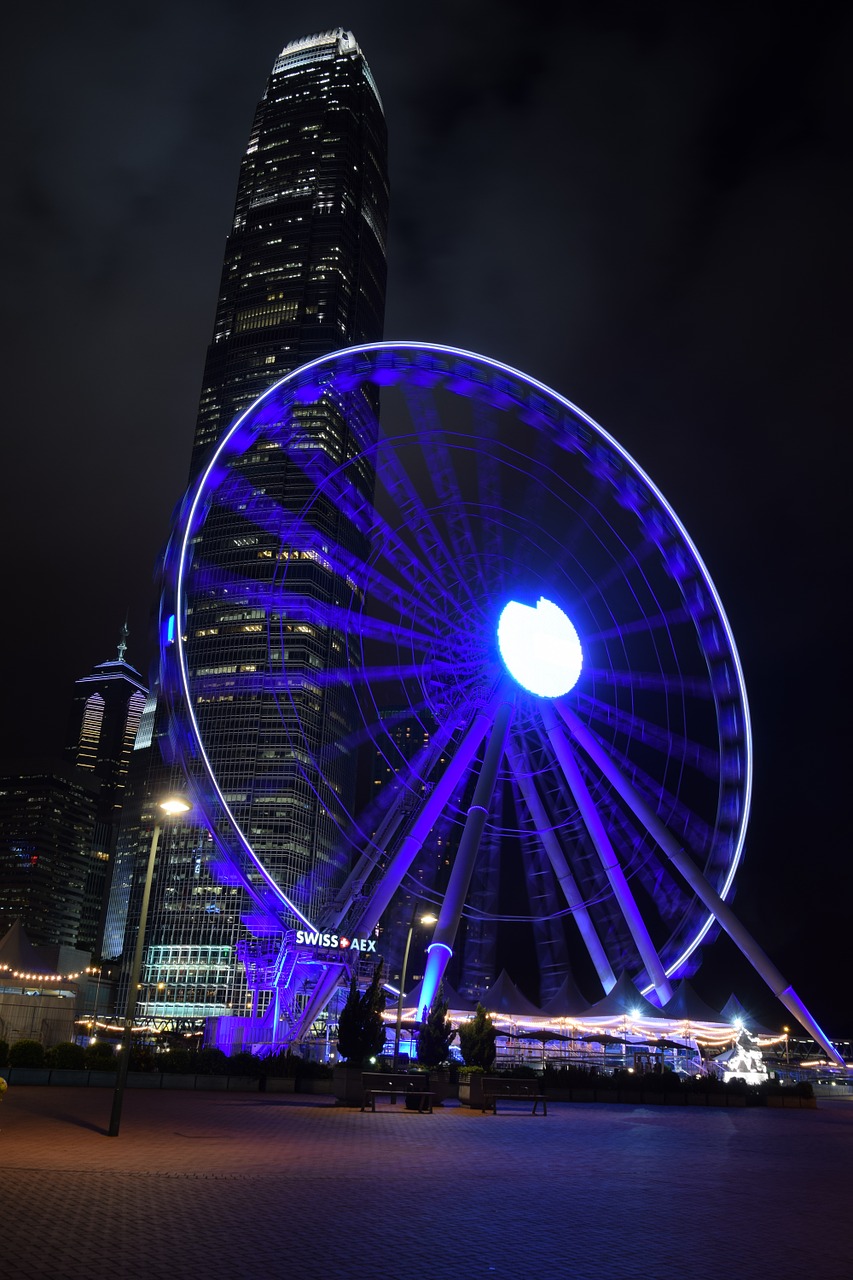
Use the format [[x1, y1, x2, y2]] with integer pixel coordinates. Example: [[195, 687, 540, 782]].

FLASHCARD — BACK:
[[65, 625, 148, 951], [106, 30, 388, 1026]]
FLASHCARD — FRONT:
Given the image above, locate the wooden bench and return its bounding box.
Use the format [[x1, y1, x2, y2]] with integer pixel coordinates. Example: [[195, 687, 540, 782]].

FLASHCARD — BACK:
[[360, 1072, 435, 1113], [482, 1076, 547, 1115]]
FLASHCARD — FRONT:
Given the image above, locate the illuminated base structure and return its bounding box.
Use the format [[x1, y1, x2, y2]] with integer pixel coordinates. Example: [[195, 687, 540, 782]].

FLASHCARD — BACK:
[[158, 342, 843, 1068]]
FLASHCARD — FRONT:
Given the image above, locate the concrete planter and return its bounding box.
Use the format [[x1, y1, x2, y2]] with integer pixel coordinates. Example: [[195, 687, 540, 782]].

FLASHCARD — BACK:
[[9, 1068, 51, 1085], [88, 1070, 117, 1087], [295, 1077, 333, 1095], [458, 1072, 485, 1109], [127, 1072, 163, 1089], [161, 1073, 196, 1089], [48, 1069, 89, 1086], [333, 1065, 365, 1106], [265, 1076, 296, 1093], [227, 1076, 260, 1092]]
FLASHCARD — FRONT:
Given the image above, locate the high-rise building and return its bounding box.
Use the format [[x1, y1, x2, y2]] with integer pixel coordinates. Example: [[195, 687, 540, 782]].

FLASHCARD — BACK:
[[65, 625, 148, 951], [106, 30, 388, 1026], [0, 764, 99, 948]]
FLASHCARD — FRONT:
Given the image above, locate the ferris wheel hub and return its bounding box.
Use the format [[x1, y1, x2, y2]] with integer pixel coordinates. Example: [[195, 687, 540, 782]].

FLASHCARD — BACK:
[[497, 596, 583, 698]]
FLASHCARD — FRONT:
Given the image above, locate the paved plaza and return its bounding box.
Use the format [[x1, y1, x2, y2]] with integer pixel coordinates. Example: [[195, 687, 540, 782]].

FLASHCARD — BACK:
[[0, 1086, 850, 1280]]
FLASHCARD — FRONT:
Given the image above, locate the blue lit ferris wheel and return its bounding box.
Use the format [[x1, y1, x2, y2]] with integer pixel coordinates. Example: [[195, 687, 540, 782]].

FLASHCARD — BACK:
[[159, 342, 839, 1061]]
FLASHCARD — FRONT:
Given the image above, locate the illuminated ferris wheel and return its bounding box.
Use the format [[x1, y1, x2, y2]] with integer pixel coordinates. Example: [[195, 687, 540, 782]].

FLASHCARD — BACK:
[[160, 342, 839, 1062]]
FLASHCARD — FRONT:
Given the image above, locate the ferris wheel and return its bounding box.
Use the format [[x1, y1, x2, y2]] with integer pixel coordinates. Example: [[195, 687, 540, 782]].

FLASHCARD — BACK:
[[160, 342, 840, 1063]]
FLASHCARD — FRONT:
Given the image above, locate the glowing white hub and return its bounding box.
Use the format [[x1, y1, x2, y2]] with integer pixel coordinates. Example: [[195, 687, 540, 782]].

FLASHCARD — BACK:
[[497, 597, 583, 698]]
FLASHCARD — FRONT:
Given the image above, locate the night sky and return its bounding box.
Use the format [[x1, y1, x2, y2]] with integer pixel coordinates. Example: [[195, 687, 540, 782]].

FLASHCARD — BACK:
[[3, 3, 851, 1034]]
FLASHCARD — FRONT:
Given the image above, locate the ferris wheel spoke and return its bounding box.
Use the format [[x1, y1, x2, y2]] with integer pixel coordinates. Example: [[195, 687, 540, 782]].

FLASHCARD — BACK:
[[557, 698, 844, 1066], [505, 736, 616, 994], [401, 388, 488, 583], [588, 606, 693, 644], [375, 437, 483, 617], [418, 695, 515, 1017], [345, 687, 506, 944], [575, 692, 720, 777], [583, 667, 714, 699], [213, 465, 464, 627], [320, 714, 465, 931], [540, 701, 673, 1004]]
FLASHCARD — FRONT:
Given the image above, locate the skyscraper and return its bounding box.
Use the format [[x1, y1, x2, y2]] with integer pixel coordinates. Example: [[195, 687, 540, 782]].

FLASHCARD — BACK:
[[65, 625, 148, 951], [106, 30, 388, 1025]]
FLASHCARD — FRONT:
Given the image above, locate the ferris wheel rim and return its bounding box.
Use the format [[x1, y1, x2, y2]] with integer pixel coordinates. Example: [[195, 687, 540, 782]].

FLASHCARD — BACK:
[[161, 340, 753, 987]]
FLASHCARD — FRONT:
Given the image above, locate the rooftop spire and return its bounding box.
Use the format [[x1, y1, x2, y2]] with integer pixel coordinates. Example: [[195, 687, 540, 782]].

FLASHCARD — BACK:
[[116, 616, 129, 664]]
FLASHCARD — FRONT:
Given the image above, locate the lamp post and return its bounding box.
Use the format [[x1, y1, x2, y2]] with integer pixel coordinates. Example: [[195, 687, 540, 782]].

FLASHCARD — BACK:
[[393, 908, 437, 1068], [108, 796, 192, 1137]]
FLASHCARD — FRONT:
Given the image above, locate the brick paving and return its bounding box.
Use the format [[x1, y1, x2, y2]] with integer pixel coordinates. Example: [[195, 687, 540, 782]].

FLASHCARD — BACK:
[[1, 1087, 850, 1280]]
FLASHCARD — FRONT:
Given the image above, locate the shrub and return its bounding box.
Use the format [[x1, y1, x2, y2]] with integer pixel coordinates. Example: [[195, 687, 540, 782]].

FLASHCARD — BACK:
[[458, 1005, 497, 1070], [10, 1039, 45, 1067], [160, 1049, 195, 1074], [84, 1041, 116, 1069], [262, 1049, 299, 1077], [0, 1039, 9, 1067], [416, 988, 455, 1068], [337, 963, 387, 1065], [45, 1042, 87, 1069], [195, 1047, 229, 1075], [227, 1051, 263, 1077]]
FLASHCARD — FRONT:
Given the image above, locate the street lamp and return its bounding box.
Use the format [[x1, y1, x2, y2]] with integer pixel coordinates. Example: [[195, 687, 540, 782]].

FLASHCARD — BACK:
[[394, 908, 438, 1068], [108, 795, 192, 1137]]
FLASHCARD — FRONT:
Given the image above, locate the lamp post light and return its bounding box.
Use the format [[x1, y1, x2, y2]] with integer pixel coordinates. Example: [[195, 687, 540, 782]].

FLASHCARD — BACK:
[[393, 909, 437, 1069], [108, 795, 192, 1137]]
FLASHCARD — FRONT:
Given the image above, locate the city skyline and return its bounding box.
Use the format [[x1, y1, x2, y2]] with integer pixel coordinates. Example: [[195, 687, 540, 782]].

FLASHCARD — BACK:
[[2, 5, 850, 1032]]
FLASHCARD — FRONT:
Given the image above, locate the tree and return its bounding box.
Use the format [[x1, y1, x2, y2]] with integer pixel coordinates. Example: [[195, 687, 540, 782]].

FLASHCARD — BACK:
[[337, 963, 387, 1065], [458, 1004, 497, 1070], [416, 987, 454, 1068]]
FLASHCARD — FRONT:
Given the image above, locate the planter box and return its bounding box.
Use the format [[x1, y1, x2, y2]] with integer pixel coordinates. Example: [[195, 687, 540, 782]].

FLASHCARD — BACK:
[[227, 1076, 260, 1092], [618, 1091, 643, 1105], [295, 1077, 333, 1095], [88, 1070, 117, 1087], [333, 1065, 366, 1106], [9, 1068, 51, 1085], [570, 1088, 595, 1104], [265, 1076, 296, 1093], [458, 1073, 485, 1109], [128, 1072, 163, 1089], [49, 1069, 89, 1086], [664, 1093, 687, 1105], [161, 1073, 196, 1089], [687, 1092, 708, 1106], [194, 1075, 230, 1090]]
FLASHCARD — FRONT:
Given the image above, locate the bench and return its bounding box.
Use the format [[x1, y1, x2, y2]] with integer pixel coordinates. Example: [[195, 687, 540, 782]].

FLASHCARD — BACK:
[[360, 1072, 435, 1113], [482, 1076, 547, 1115]]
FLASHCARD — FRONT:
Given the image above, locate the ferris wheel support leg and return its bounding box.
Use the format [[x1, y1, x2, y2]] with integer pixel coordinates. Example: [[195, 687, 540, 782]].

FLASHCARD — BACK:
[[419, 698, 515, 1020], [558, 701, 845, 1068], [505, 737, 616, 996], [541, 703, 673, 1005], [290, 962, 349, 1046]]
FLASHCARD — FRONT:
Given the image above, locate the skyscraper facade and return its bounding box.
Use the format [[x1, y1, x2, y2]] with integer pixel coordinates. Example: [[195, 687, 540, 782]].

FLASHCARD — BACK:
[[106, 30, 388, 1025], [65, 626, 148, 951]]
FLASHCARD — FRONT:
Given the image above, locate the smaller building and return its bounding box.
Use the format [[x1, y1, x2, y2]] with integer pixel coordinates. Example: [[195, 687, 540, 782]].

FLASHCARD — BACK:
[[0, 763, 100, 949], [0, 919, 91, 1047]]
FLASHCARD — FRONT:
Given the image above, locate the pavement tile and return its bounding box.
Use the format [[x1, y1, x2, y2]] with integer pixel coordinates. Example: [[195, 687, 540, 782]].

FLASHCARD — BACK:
[[0, 1088, 850, 1280]]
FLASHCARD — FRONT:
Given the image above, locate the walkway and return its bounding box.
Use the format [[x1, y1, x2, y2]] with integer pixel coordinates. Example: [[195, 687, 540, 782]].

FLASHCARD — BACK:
[[1, 1087, 849, 1279]]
